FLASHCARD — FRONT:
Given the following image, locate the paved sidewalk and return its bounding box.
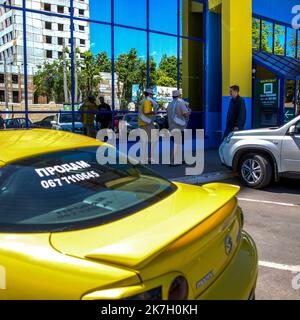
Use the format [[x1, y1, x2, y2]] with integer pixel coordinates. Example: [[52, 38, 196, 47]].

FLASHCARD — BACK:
[[146, 149, 235, 184]]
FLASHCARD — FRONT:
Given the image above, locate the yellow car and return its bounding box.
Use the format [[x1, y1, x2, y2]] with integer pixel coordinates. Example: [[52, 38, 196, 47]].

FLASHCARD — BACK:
[[0, 129, 258, 300]]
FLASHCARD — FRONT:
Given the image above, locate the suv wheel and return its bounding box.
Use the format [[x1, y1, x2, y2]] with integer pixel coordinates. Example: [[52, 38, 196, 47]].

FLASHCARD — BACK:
[[239, 154, 273, 189]]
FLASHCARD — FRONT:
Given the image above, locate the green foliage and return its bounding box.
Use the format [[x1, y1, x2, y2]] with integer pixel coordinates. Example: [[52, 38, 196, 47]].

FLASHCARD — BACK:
[[33, 60, 65, 103], [33, 48, 180, 109], [252, 18, 296, 57]]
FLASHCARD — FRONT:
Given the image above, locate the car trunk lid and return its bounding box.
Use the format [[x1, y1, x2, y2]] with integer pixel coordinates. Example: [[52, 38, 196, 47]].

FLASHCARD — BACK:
[[50, 183, 241, 295]]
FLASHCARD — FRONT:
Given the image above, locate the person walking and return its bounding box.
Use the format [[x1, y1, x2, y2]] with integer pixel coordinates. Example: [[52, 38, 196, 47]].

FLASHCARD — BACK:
[[222, 85, 246, 141], [167, 90, 191, 166], [80, 95, 97, 137], [96, 96, 112, 130], [138, 88, 158, 163]]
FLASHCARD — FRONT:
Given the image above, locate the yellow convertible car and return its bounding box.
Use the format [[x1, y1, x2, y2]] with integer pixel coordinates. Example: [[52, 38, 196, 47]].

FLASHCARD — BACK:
[[0, 129, 258, 300]]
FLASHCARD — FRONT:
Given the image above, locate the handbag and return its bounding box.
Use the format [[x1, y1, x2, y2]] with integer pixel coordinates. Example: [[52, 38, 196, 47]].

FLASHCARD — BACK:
[[141, 112, 152, 124], [172, 100, 186, 127]]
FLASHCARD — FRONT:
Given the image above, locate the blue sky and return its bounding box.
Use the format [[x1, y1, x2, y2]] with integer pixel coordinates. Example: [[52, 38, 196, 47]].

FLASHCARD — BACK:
[[89, 0, 180, 64]]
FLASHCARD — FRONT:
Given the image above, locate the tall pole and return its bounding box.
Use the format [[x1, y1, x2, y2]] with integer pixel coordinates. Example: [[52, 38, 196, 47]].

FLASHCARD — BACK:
[[4, 56, 9, 111], [63, 39, 69, 104]]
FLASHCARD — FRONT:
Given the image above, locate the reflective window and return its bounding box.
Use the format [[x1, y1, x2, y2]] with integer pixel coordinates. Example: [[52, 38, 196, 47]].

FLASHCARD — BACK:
[[150, 0, 177, 35], [114, 27, 147, 110], [0, 8, 24, 120], [274, 24, 285, 56], [27, 11, 71, 120], [150, 33, 178, 110], [0, 0, 204, 131], [252, 18, 261, 51], [89, 0, 111, 23], [115, 0, 146, 29], [286, 27, 297, 58], [261, 21, 273, 53]]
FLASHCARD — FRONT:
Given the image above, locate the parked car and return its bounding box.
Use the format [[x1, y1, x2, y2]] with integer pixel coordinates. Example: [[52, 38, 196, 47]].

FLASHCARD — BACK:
[[0, 129, 258, 300], [4, 118, 33, 129], [34, 115, 55, 129], [119, 113, 139, 133], [113, 113, 125, 133], [154, 112, 168, 129], [219, 115, 300, 189], [51, 113, 83, 134]]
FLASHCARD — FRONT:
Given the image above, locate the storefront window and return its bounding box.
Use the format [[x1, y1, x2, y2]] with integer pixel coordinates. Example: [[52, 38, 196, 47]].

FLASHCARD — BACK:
[[285, 80, 296, 108], [261, 21, 273, 53], [286, 28, 297, 58], [274, 24, 285, 56]]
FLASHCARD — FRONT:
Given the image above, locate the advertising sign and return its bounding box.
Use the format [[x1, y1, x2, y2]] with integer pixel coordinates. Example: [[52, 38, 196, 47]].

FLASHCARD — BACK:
[[255, 79, 279, 109]]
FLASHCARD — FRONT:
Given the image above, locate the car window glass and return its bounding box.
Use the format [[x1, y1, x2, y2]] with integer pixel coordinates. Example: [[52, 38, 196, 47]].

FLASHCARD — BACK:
[[0, 147, 176, 232], [296, 122, 300, 134]]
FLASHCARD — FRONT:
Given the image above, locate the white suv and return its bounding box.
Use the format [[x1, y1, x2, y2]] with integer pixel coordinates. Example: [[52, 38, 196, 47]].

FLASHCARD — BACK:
[[219, 115, 300, 189]]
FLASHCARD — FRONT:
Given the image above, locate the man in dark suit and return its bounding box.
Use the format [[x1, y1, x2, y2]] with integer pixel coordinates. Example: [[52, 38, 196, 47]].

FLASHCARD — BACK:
[[0, 114, 5, 130], [222, 85, 246, 141], [96, 97, 112, 129]]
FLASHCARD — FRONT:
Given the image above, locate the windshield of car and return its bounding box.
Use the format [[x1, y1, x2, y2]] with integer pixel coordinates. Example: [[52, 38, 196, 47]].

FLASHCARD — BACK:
[[60, 114, 82, 123], [0, 147, 176, 232]]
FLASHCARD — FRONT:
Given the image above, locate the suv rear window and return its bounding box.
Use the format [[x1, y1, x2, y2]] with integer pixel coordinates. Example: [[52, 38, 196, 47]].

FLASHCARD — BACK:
[[0, 147, 176, 233]]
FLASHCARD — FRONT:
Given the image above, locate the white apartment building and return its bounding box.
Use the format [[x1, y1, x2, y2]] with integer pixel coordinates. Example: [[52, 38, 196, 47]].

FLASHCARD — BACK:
[[0, 0, 90, 104]]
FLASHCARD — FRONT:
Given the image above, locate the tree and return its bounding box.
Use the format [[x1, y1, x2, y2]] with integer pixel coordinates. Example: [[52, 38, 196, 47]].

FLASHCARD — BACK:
[[96, 52, 111, 72], [115, 48, 142, 109], [33, 60, 65, 103], [157, 54, 178, 87]]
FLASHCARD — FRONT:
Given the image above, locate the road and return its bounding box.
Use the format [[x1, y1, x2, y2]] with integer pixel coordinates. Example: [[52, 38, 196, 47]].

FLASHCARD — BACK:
[[223, 177, 300, 300]]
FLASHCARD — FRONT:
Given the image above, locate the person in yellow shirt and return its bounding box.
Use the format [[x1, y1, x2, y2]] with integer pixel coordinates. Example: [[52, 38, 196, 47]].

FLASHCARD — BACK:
[[80, 95, 98, 138], [138, 89, 158, 163]]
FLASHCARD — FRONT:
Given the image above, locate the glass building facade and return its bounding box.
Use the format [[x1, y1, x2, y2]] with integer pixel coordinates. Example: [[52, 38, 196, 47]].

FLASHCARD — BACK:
[[0, 0, 299, 147], [0, 0, 205, 129], [252, 15, 300, 125]]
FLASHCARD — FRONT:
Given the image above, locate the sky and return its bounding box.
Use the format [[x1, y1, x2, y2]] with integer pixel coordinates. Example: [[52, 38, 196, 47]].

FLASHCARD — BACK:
[[89, 0, 183, 64]]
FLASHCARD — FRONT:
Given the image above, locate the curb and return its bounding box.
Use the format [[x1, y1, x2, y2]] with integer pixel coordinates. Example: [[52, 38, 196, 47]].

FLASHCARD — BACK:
[[171, 171, 236, 185]]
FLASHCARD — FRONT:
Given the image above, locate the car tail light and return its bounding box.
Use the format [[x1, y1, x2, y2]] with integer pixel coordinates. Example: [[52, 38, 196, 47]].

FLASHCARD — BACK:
[[168, 276, 189, 300]]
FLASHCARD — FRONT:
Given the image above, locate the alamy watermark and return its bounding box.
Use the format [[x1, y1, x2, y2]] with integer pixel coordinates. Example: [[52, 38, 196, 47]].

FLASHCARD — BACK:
[[96, 125, 205, 176], [292, 271, 300, 291], [292, 5, 300, 29]]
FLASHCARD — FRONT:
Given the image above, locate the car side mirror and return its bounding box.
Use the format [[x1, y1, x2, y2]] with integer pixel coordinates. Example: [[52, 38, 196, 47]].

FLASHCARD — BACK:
[[51, 121, 57, 125], [288, 125, 296, 135]]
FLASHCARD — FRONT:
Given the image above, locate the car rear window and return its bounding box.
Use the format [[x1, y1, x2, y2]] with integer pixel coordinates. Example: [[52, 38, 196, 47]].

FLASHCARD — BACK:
[[0, 147, 176, 233]]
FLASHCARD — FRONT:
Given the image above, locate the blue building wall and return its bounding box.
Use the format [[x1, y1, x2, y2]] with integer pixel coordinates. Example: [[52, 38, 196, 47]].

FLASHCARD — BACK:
[[253, 0, 298, 25], [204, 0, 299, 149], [205, 10, 222, 149]]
